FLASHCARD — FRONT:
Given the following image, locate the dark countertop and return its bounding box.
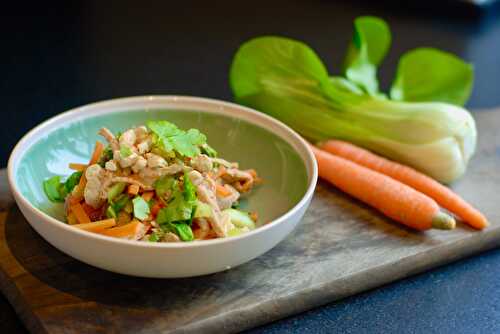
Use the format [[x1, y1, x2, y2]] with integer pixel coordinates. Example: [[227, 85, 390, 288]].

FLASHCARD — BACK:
[[1, 1, 500, 333]]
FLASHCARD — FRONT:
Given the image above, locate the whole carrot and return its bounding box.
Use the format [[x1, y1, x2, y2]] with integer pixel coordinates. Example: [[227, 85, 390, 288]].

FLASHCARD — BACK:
[[311, 146, 455, 231], [318, 140, 488, 230]]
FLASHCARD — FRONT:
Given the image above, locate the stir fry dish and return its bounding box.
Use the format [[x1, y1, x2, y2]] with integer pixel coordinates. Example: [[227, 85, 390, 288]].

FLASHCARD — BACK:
[[43, 120, 261, 242]]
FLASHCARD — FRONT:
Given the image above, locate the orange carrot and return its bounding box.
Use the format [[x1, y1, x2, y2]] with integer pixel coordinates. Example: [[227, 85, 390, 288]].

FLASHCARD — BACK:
[[67, 212, 78, 225], [311, 146, 455, 231], [142, 191, 154, 202], [98, 219, 141, 238], [70, 202, 91, 225], [128, 184, 140, 195], [73, 218, 116, 232], [68, 163, 87, 171], [89, 141, 104, 165], [216, 184, 232, 197], [319, 140, 488, 230]]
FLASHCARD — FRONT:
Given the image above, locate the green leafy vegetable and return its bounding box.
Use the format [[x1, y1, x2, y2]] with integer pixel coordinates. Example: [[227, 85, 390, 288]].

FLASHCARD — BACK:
[[99, 146, 113, 167], [120, 145, 133, 158], [111, 194, 130, 214], [390, 48, 473, 105], [194, 200, 213, 218], [154, 176, 176, 199], [64, 171, 82, 194], [173, 223, 194, 241], [147, 120, 207, 158], [132, 196, 150, 221], [156, 172, 198, 232], [106, 205, 117, 219], [342, 16, 391, 95], [229, 18, 477, 183], [43, 176, 66, 203], [107, 182, 126, 203], [159, 222, 194, 241]]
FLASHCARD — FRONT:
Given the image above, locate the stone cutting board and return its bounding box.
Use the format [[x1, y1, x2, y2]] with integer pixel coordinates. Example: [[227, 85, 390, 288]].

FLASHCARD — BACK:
[[0, 111, 499, 334]]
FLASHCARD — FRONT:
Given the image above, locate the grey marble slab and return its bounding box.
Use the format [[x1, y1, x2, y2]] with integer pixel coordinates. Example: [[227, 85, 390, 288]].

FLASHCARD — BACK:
[[0, 111, 499, 334]]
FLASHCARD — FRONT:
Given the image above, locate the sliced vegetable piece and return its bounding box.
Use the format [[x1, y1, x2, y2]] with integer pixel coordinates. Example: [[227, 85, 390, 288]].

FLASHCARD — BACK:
[[133, 196, 150, 221], [128, 184, 140, 195], [194, 201, 213, 218], [69, 163, 87, 171], [224, 208, 256, 230], [89, 141, 105, 165], [98, 219, 141, 238], [73, 218, 116, 232], [64, 171, 82, 194], [70, 202, 91, 224], [108, 182, 126, 202], [142, 191, 154, 202], [174, 223, 194, 241], [43, 176, 65, 203]]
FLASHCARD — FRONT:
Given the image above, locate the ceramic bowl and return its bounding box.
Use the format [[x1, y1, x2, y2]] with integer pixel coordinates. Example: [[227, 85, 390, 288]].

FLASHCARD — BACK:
[[7, 96, 317, 278]]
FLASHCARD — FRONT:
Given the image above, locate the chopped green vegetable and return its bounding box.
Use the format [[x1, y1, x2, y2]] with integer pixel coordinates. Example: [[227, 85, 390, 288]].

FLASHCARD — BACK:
[[107, 182, 126, 203], [132, 196, 150, 221], [229, 18, 477, 183], [224, 208, 256, 230], [120, 145, 133, 158], [173, 223, 194, 241], [194, 200, 213, 218], [156, 172, 198, 226], [147, 120, 207, 158], [64, 171, 82, 194], [201, 143, 218, 157], [106, 205, 117, 218], [111, 194, 129, 214], [43, 176, 66, 203], [154, 175, 176, 199], [159, 221, 194, 241]]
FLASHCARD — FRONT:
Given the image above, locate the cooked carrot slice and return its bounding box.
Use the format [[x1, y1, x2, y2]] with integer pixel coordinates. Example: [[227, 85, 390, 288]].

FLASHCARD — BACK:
[[89, 141, 104, 165], [70, 202, 91, 225], [73, 218, 116, 232], [141, 191, 154, 202], [128, 184, 140, 195], [68, 163, 87, 171], [98, 219, 141, 238]]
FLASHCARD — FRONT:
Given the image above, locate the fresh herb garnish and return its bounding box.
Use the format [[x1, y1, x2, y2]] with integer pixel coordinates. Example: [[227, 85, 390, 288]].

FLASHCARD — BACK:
[[147, 120, 207, 158]]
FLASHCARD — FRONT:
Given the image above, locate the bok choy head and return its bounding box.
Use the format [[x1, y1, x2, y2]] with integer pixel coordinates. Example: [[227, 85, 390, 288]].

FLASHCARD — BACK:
[[229, 16, 476, 184]]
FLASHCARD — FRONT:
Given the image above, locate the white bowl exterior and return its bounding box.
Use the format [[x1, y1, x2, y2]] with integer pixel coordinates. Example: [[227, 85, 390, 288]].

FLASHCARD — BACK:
[[15, 192, 312, 278], [8, 96, 317, 278]]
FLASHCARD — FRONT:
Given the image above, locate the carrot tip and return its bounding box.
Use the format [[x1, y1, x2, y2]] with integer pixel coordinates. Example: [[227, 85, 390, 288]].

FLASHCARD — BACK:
[[432, 212, 456, 230]]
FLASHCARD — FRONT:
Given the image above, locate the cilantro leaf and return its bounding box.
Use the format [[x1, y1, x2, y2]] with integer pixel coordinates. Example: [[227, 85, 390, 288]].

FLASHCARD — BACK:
[[133, 196, 150, 221], [147, 120, 207, 158]]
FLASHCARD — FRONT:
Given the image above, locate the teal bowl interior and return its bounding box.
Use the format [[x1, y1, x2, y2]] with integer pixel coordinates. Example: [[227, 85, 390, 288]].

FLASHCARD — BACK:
[[15, 109, 309, 225]]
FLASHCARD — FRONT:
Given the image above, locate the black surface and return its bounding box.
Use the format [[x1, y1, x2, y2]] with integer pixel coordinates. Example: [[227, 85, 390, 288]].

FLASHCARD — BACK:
[[1, 1, 500, 333]]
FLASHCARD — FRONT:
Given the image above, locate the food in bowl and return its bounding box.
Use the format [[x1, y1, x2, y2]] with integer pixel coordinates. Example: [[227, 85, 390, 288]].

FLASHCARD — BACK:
[[42, 120, 261, 242]]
